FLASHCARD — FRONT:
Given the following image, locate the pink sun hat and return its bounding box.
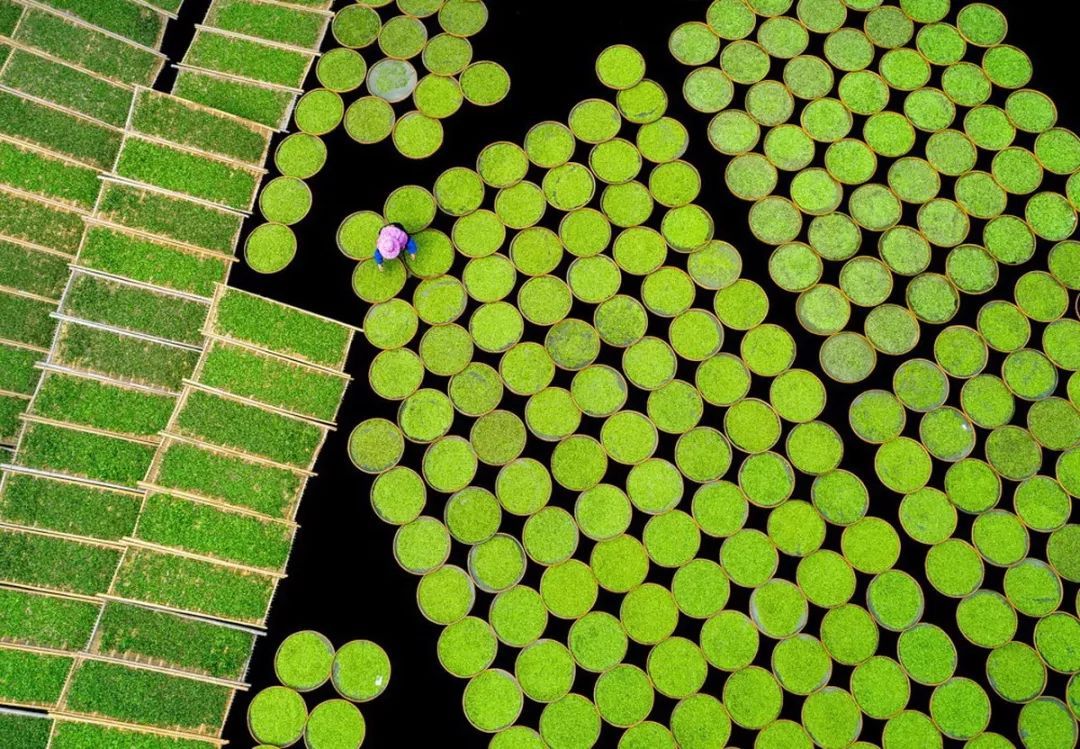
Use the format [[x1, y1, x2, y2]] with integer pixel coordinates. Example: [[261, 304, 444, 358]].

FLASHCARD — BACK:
[[377, 225, 409, 260]]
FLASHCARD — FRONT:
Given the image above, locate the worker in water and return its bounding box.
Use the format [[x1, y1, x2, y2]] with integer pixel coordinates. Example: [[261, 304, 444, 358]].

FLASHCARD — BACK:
[[374, 224, 417, 270]]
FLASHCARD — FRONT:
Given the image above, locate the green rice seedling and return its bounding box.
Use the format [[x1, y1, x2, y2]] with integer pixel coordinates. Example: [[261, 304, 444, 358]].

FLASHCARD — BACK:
[[173, 69, 295, 130], [0, 140, 101, 210], [0, 91, 123, 169], [13, 9, 163, 86], [0, 0, 23, 35], [0, 473, 141, 541], [50, 720, 219, 749], [93, 601, 256, 681], [78, 228, 230, 298], [212, 287, 352, 369], [0, 49, 135, 127], [141, 0, 181, 13], [0, 42, 9, 68], [32, 0, 167, 47], [130, 89, 271, 166], [0, 188, 86, 254], [0, 292, 57, 348], [152, 440, 303, 518], [199, 341, 348, 422], [53, 322, 200, 391], [204, 0, 328, 48], [0, 240, 71, 299], [137, 492, 293, 570], [17, 421, 156, 487], [96, 181, 243, 254], [115, 137, 262, 211], [0, 708, 52, 746], [62, 659, 231, 734], [0, 647, 72, 707], [173, 389, 324, 468], [32, 372, 174, 437], [0, 393, 24, 444], [0, 587, 100, 649], [0, 343, 42, 394], [63, 274, 209, 345], [0, 528, 121, 595], [184, 29, 313, 89], [111, 546, 276, 624]]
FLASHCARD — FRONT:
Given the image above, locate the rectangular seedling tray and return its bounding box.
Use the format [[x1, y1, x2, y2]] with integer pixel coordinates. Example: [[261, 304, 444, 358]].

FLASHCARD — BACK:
[[61, 658, 233, 736], [209, 286, 355, 371], [0, 138, 102, 211], [1, 0, 24, 35], [204, 0, 330, 50], [13, 7, 165, 87], [62, 272, 210, 346], [172, 67, 297, 131], [0, 644, 73, 708], [32, 0, 169, 48], [77, 226, 232, 299], [196, 338, 349, 423], [52, 320, 201, 392], [130, 88, 272, 167], [0, 393, 26, 445], [0, 47, 136, 128], [112, 134, 264, 212], [0, 186, 88, 254], [0, 391, 24, 436], [182, 27, 314, 89], [94, 179, 244, 255], [135, 491, 294, 572], [0, 470, 141, 542], [170, 387, 327, 470], [0, 289, 57, 348], [0, 585, 101, 650], [31, 370, 175, 439], [110, 545, 276, 626], [15, 420, 157, 488], [0, 238, 71, 300], [49, 718, 221, 749], [0, 90, 123, 170], [147, 438, 306, 519], [0, 526, 123, 596], [0, 342, 43, 395], [91, 600, 257, 682]]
